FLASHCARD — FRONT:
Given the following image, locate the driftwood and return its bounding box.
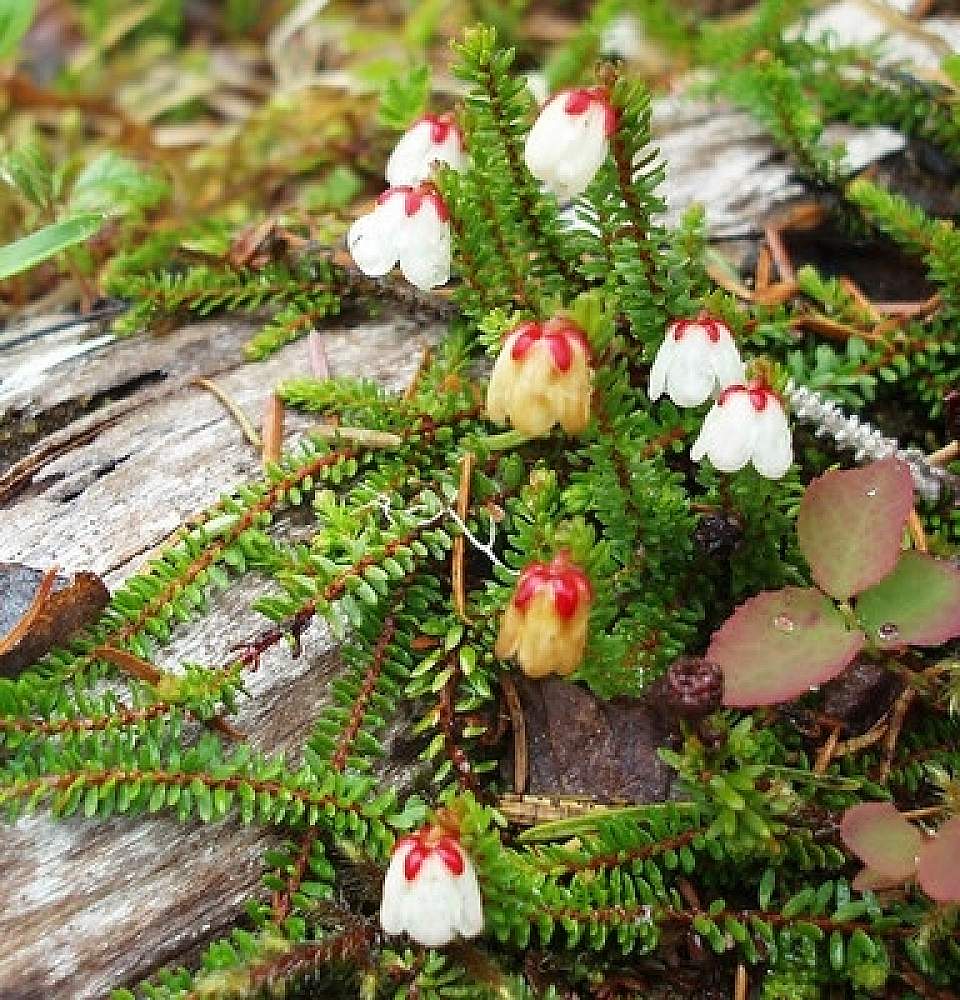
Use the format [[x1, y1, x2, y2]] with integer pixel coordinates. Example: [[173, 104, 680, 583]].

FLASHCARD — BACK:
[[0, 315, 440, 999], [1, 2, 957, 995]]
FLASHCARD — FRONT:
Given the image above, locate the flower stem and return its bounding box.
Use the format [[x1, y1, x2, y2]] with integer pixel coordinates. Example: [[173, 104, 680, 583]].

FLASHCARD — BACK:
[[476, 429, 533, 451]]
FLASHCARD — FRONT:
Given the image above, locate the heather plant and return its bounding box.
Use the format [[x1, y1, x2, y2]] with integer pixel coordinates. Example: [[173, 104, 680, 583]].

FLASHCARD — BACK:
[[3, 3, 960, 998]]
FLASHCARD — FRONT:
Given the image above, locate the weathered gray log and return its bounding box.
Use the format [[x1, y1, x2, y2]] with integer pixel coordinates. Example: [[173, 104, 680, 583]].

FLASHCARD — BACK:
[[0, 316, 440, 999], [1, 2, 957, 994]]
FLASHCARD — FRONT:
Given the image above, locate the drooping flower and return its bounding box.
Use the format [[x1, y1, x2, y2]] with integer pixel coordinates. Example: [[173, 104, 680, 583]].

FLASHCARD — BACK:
[[380, 824, 483, 948], [347, 184, 450, 291], [690, 381, 793, 479], [486, 318, 592, 437], [524, 87, 617, 202], [649, 314, 744, 408], [495, 552, 592, 678], [386, 113, 468, 187]]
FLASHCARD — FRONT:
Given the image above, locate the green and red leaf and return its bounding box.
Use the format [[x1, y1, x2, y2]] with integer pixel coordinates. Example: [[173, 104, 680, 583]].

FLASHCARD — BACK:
[[840, 802, 921, 883], [797, 459, 913, 600], [856, 551, 960, 648], [708, 587, 865, 707]]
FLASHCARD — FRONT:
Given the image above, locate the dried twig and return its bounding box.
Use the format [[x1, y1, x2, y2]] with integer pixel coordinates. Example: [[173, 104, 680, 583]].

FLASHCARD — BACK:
[[764, 223, 796, 283], [501, 674, 527, 795], [908, 508, 929, 553], [734, 964, 749, 1000], [755, 243, 773, 292], [834, 717, 889, 757], [880, 686, 918, 783], [928, 441, 959, 467], [840, 276, 882, 321], [404, 347, 434, 401], [814, 722, 842, 775], [873, 293, 942, 319], [307, 424, 403, 448], [855, 0, 952, 56], [93, 644, 163, 683], [261, 394, 285, 466], [93, 645, 243, 740], [452, 452, 475, 624], [192, 378, 262, 448], [789, 312, 884, 344]]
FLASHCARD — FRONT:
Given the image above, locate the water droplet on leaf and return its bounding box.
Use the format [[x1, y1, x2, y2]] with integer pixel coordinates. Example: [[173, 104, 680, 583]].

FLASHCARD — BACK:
[[877, 622, 900, 641], [773, 614, 795, 633]]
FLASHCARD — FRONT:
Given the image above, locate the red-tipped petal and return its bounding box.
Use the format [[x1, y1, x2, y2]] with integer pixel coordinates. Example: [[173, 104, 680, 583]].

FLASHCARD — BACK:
[[551, 575, 581, 619], [404, 843, 430, 880]]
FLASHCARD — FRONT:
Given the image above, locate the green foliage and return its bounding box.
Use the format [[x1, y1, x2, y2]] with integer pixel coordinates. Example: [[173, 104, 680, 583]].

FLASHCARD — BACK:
[[378, 64, 432, 130], [0, 145, 167, 279], [0, 213, 105, 279], [0, 0, 36, 59], [713, 58, 846, 191], [109, 258, 345, 358], [6, 11, 960, 1000]]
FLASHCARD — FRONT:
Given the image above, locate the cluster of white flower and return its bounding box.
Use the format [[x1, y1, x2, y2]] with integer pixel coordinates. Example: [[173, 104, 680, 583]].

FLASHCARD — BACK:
[[651, 315, 792, 480], [348, 114, 466, 291], [350, 94, 795, 483], [367, 90, 803, 953]]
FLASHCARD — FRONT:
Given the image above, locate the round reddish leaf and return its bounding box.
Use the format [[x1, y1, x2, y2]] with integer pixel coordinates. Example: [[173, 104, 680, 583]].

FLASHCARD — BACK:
[[917, 817, 960, 903], [708, 587, 865, 707], [852, 866, 907, 893], [857, 551, 960, 648], [797, 459, 914, 600], [841, 802, 921, 882]]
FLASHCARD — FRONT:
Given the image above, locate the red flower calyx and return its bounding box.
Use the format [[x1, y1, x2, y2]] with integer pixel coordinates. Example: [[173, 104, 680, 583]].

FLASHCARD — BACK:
[[416, 112, 463, 147], [513, 551, 592, 620], [670, 313, 729, 344], [558, 86, 618, 136], [717, 380, 778, 413], [376, 183, 450, 222], [394, 826, 465, 881], [507, 318, 592, 374]]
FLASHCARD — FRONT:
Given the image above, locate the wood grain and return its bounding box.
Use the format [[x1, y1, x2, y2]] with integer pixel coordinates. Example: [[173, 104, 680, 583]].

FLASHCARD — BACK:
[[0, 315, 439, 998]]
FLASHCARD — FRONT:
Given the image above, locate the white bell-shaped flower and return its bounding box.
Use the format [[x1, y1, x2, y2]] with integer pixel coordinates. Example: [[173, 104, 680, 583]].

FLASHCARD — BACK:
[[386, 114, 467, 187], [690, 382, 793, 479], [380, 825, 483, 948], [649, 314, 745, 408], [524, 87, 617, 202], [347, 184, 451, 291]]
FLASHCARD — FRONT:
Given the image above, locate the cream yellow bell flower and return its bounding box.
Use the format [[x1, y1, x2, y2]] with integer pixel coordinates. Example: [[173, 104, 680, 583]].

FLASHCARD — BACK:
[[486, 318, 593, 438]]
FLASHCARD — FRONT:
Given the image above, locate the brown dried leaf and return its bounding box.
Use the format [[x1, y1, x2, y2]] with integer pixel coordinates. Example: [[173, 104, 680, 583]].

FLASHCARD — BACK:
[[0, 562, 109, 676], [509, 677, 672, 802]]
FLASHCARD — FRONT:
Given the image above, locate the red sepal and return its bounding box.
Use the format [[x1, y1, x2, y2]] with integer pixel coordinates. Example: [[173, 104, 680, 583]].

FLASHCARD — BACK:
[[376, 184, 450, 222], [717, 382, 773, 412], [397, 828, 466, 880], [417, 112, 463, 148], [507, 319, 590, 372], [671, 313, 728, 344], [561, 87, 617, 137], [434, 836, 465, 875], [512, 553, 592, 620]]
